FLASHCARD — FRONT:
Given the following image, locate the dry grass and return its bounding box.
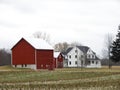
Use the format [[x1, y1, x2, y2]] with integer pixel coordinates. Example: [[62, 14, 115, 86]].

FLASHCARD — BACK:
[[102, 65, 120, 69], [0, 66, 120, 90]]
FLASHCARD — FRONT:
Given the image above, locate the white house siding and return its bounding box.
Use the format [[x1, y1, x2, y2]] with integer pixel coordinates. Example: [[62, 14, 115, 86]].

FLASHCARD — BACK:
[[86, 49, 101, 68], [12, 64, 36, 70], [65, 46, 101, 68], [87, 49, 96, 59], [63, 60, 68, 67], [87, 60, 101, 68], [67, 47, 85, 67]]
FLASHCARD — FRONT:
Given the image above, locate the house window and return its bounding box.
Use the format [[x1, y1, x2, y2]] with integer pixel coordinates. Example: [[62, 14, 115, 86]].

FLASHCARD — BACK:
[[69, 55, 71, 59], [87, 55, 90, 58], [75, 61, 77, 65], [81, 60, 83, 65], [88, 61, 90, 65], [96, 61, 98, 64], [75, 50, 77, 53], [69, 61, 71, 65], [75, 55, 77, 58], [92, 61, 94, 64], [81, 55, 83, 58]]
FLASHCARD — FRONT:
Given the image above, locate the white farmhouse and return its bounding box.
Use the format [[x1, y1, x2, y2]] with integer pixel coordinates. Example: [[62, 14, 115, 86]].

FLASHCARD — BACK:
[[63, 46, 101, 68]]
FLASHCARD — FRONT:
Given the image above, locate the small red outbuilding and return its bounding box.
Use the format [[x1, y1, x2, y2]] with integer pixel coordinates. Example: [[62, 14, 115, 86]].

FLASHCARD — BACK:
[[11, 37, 54, 70], [54, 52, 63, 68]]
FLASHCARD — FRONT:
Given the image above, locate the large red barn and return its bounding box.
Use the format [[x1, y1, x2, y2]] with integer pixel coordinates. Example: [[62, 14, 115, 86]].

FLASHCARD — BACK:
[[11, 37, 54, 70], [54, 52, 63, 68]]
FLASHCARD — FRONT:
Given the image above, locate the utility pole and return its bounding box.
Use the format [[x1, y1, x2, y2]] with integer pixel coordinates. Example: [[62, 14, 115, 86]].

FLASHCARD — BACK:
[[108, 46, 111, 69]]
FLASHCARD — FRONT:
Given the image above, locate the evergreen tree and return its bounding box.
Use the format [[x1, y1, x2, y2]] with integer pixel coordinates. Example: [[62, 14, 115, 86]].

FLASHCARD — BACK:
[[110, 25, 120, 62]]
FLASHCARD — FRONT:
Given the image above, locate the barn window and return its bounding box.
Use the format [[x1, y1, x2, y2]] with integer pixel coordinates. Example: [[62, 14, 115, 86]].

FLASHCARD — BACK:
[[25, 64, 27, 67], [69, 61, 71, 65], [22, 64, 23, 67], [15, 65, 17, 67]]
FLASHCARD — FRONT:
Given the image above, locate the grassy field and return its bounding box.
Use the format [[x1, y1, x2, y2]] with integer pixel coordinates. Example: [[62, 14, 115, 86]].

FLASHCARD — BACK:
[[0, 66, 120, 90]]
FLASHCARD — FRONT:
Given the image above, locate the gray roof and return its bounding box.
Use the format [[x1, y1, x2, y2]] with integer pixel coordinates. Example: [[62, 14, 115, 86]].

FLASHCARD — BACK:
[[63, 46, 89, 55], [76, 46, 89, 54], [62, 47, 73, 55], [62, 46, 100, 60]]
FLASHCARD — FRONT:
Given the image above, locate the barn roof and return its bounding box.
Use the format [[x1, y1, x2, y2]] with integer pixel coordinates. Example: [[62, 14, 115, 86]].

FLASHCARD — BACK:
[[54, 52, 60, 58], [12, 37, 53, 50]]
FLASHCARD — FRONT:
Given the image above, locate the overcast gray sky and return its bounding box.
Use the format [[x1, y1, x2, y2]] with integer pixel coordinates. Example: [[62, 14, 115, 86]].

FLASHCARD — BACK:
[[0, 0, 120, 57]]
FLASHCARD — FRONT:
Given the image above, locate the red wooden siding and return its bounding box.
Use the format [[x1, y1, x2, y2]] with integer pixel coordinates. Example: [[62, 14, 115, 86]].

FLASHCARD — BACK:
[[54, 53, 63, 68], [54, 59, 57, 68], [12, 39, 35, 65], [36, 50, 53, 69]]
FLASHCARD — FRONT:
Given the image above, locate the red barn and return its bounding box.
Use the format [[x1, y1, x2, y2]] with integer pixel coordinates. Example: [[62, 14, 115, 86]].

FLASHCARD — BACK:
[[54, 52, 63, 68], [11, 37, 54, 70]]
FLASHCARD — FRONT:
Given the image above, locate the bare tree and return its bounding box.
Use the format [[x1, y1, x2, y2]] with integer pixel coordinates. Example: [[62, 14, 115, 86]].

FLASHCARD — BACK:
[[103, 33, 113, 69], [70, 41, 82, 47], [33, 31, 42, 38], [54, 42, 69, 52], [33, 31, 50, 43], [54, 41, 82, 52], [62, 42, 69, 51]]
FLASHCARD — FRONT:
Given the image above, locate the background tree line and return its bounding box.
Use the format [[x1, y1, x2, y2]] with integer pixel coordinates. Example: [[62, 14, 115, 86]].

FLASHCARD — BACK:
[[0, 49, 11, 66], [102, 25, 120, 67], [54, 42, 82, 52], [1, 30, 120, 67], [0, 32, 82, 66]]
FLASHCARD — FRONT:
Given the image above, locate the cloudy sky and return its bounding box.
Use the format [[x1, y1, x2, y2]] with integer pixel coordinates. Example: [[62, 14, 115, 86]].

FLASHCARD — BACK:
[[0, 0, 120, 56]]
